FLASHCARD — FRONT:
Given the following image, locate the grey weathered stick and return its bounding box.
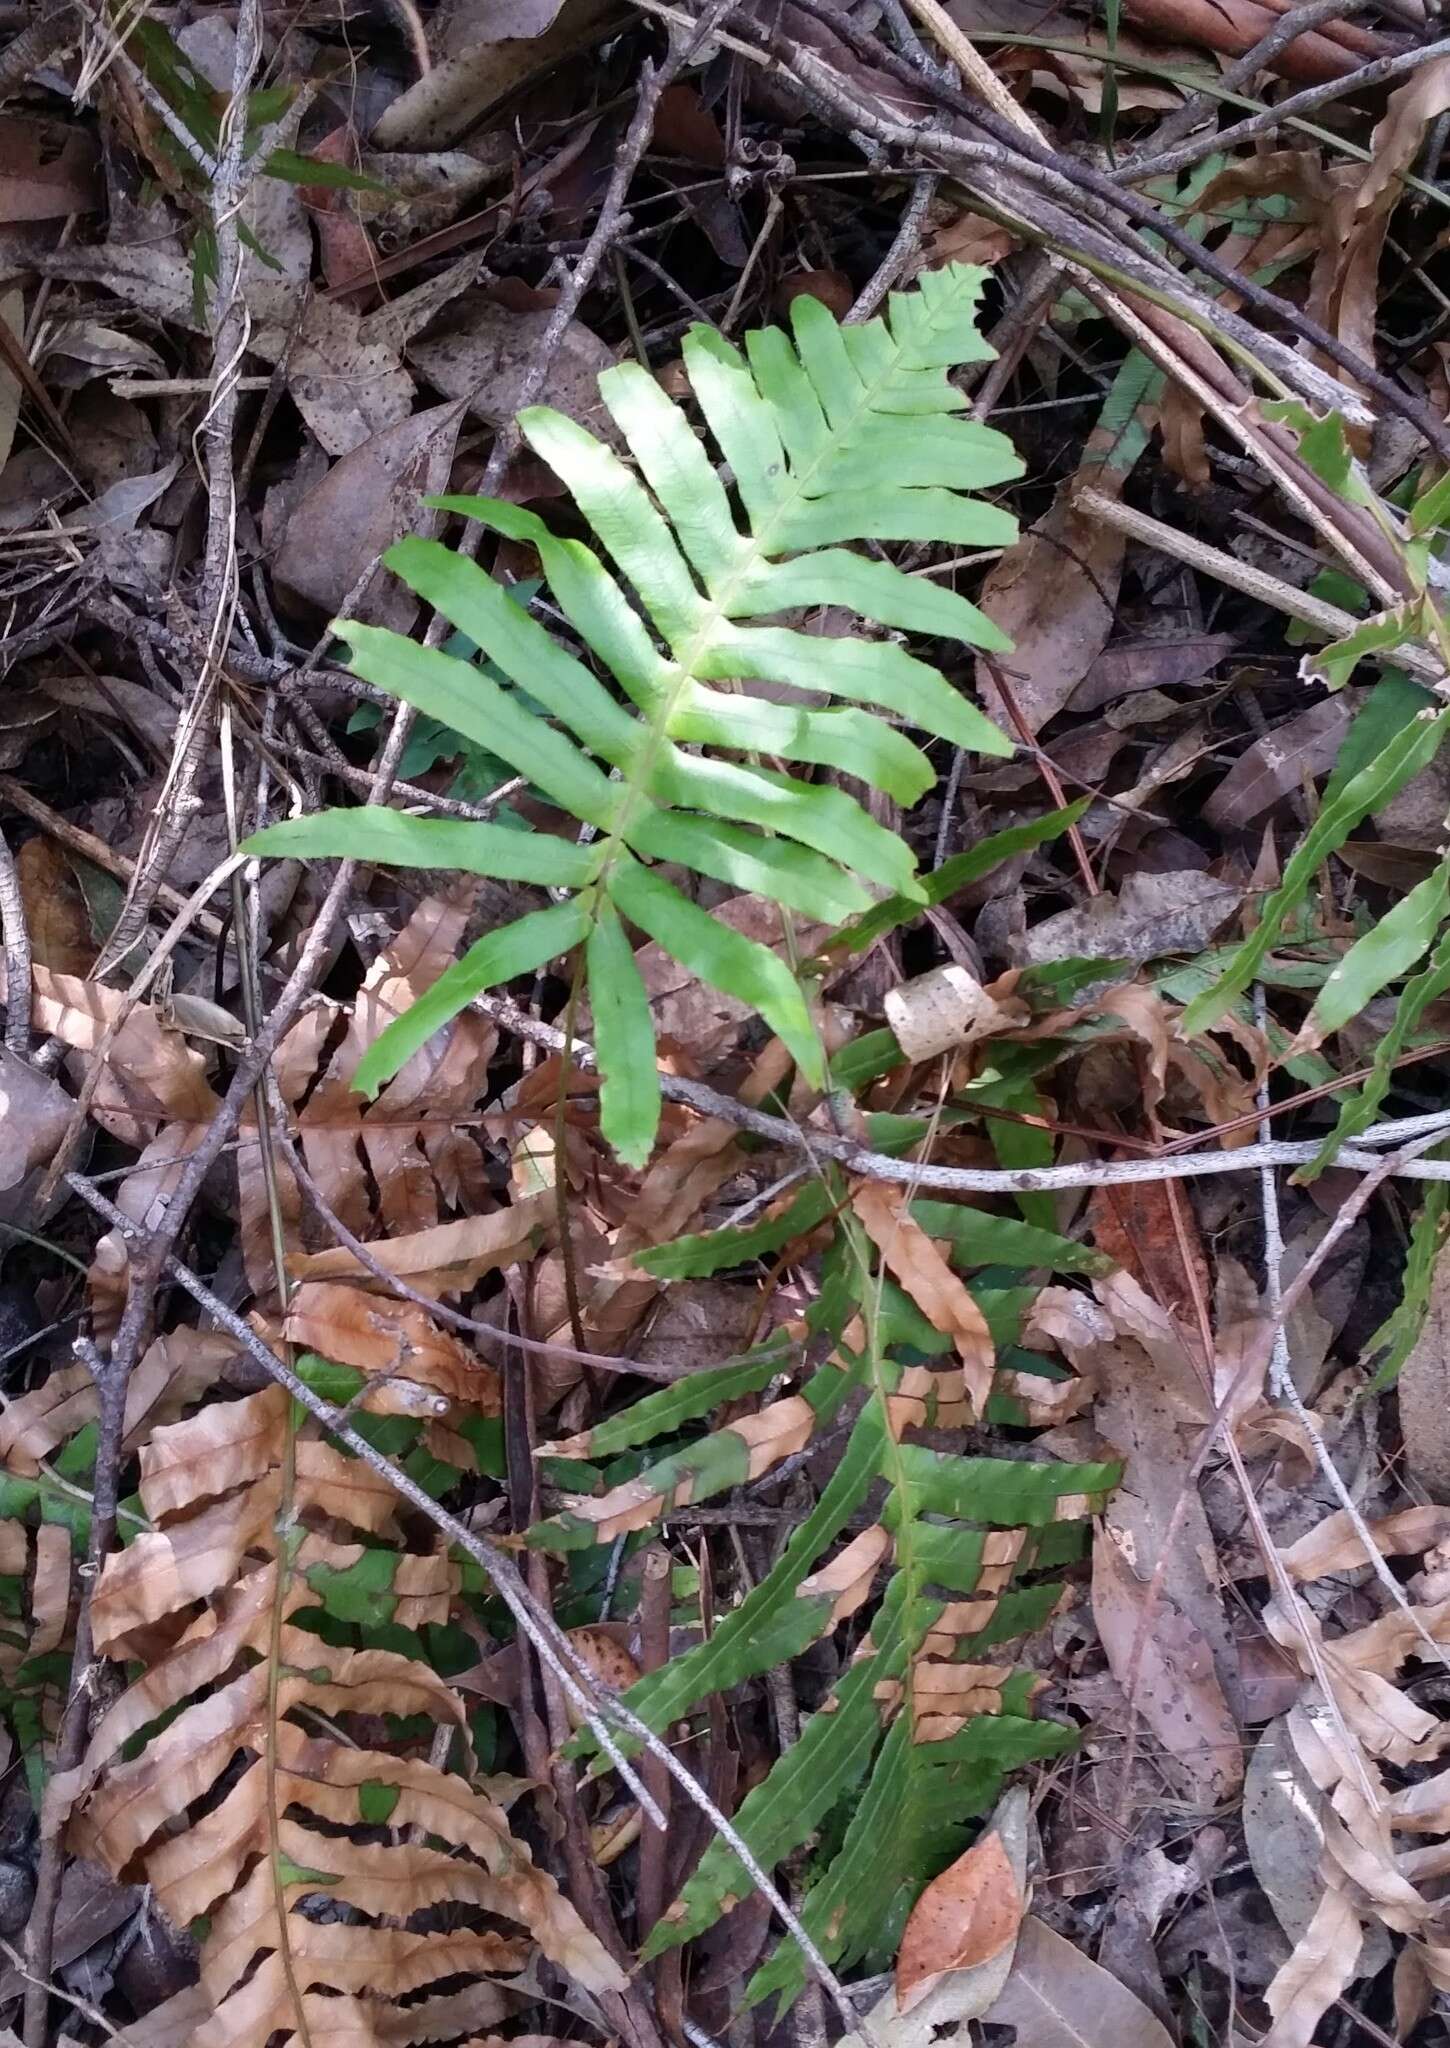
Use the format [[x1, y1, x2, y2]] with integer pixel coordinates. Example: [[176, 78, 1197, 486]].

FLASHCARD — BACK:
[[1076, 484, 1449, 690], [0, 821, 31, 1059], [472, 991, 1450, 1190], [1141, 0, 1371, 158], [1129, 34, 1450, 186]]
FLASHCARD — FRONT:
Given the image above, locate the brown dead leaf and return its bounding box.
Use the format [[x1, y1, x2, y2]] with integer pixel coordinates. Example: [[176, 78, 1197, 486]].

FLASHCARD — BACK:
[[411, 293, 614, 435], [287, 1197, 548, 1294], [1088, 1182, 1211, 1331], [1123, 0, 1381, 79], [1071, 631, 1238, 715], [372, 0, 626, 148], [1282, 1505, 1450, 1580], [17, 836, 95, 975], [0, 1046, 72, 1202], [286, 296, 414, 458], [0, 1328, 233, 1475], [896, 1826, 1024, 2013], [1203, 696, 1355, 830], [0, 1858, 138, 2006], [1261, 1886, 1363, 2048], [0, 115, 100, 221], [1311, 57, 1450, 388], [981, 1913, 1174, 2048], [977, 487, 1124, 734], [852, 1181, 996, 1416], [282, 1282, 501, 1413], [1092, 1527, 1244, 1807], [273, 400, 467, 629]]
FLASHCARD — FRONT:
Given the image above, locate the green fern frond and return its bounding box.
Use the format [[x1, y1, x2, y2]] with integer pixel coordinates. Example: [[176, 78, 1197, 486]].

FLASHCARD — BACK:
[[244, 265, 1020, 1165], [535, 1182, 1117, 2007]]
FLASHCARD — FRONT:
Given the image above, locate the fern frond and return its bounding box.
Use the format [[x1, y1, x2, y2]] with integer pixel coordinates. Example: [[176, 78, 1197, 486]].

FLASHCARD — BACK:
[[60, 1341, 623, 2045], [531, 1177, 1117, 2004], [245, 265, 1020, 1164]]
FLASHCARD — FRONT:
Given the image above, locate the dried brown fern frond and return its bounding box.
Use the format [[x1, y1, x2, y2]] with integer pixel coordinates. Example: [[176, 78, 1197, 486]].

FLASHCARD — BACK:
[[54, 1341, 622, 2047], [23, 895, 504, 1333]]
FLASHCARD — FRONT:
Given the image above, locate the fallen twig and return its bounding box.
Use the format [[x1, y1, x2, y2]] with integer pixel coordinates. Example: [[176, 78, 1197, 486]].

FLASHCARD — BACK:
[[471, 991, 1450, 1190], [1076, 485, 1448, 687], [0, 820, 32, 1059]]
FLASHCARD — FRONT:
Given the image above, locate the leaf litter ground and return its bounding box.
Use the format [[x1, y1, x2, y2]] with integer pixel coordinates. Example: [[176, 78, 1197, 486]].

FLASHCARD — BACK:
[[8, 1, 1450, 2045]]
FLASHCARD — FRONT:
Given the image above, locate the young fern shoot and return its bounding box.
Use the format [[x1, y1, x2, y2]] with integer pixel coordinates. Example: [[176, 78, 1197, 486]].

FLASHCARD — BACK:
[[245, 264, 1021, 1162]]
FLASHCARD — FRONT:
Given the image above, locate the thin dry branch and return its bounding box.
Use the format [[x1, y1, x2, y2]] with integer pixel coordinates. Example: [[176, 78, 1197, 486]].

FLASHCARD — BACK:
[[0, 821, 31, 1059], [470, 992, 1450, 1190]]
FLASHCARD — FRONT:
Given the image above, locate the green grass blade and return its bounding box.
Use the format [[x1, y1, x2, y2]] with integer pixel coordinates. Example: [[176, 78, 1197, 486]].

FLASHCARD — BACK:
[[1307, 853, 1450, 1041], [820, 802, 1090, 958], [1300, 923, 1450, 1176]]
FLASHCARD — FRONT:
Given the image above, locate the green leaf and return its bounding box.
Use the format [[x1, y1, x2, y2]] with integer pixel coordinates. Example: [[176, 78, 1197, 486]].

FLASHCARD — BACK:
[[609, 858, 824, 1086], [277, 1853, 339, 1888], [305, 1548, 403, 1628], [353, 898, 592, 1098], [1182, 706, 1450, 1033], [241, 809, 594, 888], [261, 149, 387, 192], [1307, 853, 1450, 1040], [1323, 671, 1433, 805], [587, 899, 660, 1167], [558, 1341, 792, 1458], [909, 1201, 1113, 1273], [1305, 604, 1422, 691], [1411, 466, 1450, 536], [243, 270, 1031, 1166], [386, 537, 640, 767], [358, 1782, 399, 1825], [1262, 401, 1376, 509], [625, 811, 871, 925]]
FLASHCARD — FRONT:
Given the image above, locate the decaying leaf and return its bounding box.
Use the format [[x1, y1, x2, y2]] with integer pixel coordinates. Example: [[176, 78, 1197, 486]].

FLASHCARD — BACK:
[[273, 400, 468, 627], [1092, 1526, 1243, 1807], [409, 293, 614, 433], [896, 1820, 1025, 2012], [1262, 1885, 1363, 2048], [884, 964, 1028, 1061], [981, 1914, 1174, 2048], [63, 1339, 624, 2042], [1018, 872, 1244, 969]]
